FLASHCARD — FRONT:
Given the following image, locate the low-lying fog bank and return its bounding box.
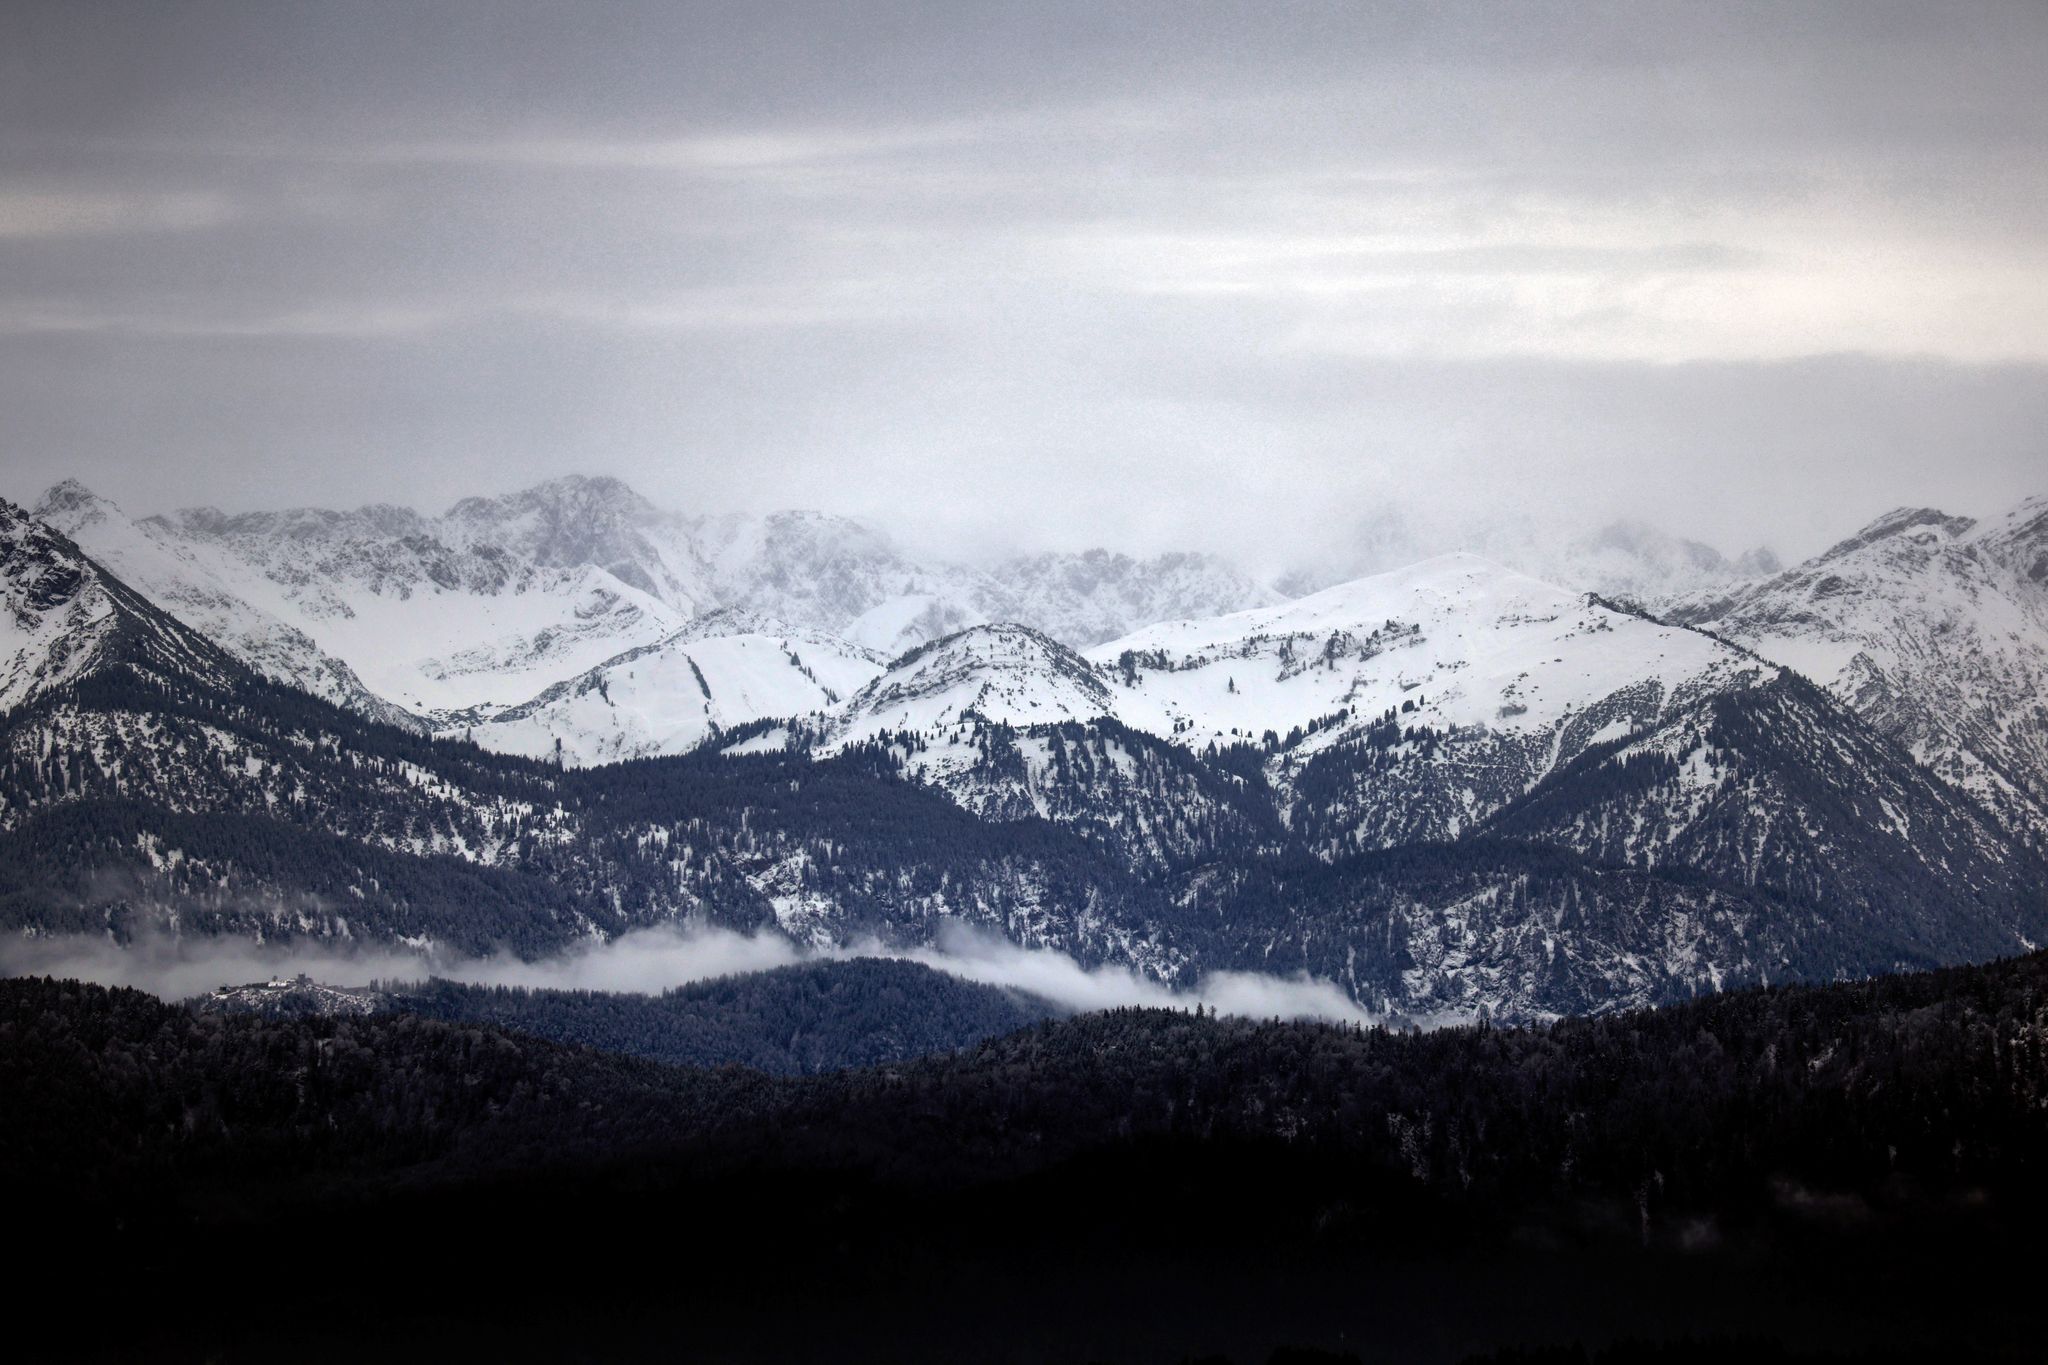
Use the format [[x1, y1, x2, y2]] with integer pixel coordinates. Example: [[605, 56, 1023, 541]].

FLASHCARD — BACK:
[[0, 921, 1375, 1024]]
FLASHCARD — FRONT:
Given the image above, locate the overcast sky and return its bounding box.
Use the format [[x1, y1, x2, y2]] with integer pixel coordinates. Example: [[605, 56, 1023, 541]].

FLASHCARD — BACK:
[[2, 1, 2044, 570]]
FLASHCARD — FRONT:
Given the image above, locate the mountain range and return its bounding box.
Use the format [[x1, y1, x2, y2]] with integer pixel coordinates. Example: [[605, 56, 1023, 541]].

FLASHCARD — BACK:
[[32, 474, 1798, 745], [4, 476, 2046, 1024]]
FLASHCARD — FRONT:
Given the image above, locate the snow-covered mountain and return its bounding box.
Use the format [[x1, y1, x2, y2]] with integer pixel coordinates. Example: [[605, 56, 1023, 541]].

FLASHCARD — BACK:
[[827, 554, 1771, 766], [687, 508, 1001, 654], [1660, 498, 2048, 849], [33, 481, 425, 732], [0, 496, 240, 714], [1545, 519, 1782, 600], [32, 473, 1802, 776], [141, 486, 692, 713], [783, 553, 2042, 976], [787, 554, 1781, 866], [444, 610, 885, 766], [692, 514, 1281, 655], [37, 476, 1279, 738], [1097, 553, 1765, 755], [984, 549, 1284, 649], [831, 624, 1118, 744]]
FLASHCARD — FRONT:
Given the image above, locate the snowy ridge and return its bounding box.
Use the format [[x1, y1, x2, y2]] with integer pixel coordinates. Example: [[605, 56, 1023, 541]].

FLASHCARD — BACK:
[[0, 501, 121, 713], [26, 474, 2046, 863], [774, 555, 1785, 863], [140, 485, 693, 713], [831, 624, 1117, 743], [443, 615, 885, 766], [1094, 553, 1769, 751], [821, 553, 1771, 766]]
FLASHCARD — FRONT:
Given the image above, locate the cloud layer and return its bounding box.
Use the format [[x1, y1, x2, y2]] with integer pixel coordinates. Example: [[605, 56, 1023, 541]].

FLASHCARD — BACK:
[[4, 2, 2045, 565], [0, 922, 1377, 1026]]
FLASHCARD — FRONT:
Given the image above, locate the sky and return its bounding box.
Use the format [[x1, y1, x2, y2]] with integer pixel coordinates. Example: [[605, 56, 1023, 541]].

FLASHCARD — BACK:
[[2, 1, 2045, 571]]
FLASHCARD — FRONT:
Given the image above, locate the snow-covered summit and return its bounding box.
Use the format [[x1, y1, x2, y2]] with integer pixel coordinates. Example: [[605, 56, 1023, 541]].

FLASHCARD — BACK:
[[439, 474, 706, 606], [137, 491, 688, 714], [829, 623, 1115, 748], [1815, 506, 1979, 563], [34, 478, 121, 530]]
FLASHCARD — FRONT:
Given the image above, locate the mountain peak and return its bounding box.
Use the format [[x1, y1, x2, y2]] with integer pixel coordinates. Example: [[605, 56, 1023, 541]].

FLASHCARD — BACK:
[[1822, 506, 1976, 561], [1735, 546, 1783, 577], [1583, 518, 1730, 573], [444, 474, 658, 524], [833, 621, 1114, 744], [884, 621, 1092, 676], [0, 495, 242, 712], [33, 479, 123, 532]]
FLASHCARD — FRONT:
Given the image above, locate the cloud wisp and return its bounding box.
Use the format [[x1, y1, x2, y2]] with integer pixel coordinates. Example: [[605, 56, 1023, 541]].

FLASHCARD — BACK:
[[0, 920, 1376, 1025], [895, 921, 1373, 1023]]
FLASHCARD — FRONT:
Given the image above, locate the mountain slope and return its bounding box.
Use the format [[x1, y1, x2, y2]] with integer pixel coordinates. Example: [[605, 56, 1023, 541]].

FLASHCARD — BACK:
[[1662, 497, 2048, 849], [0, 497, 240, 714], [141, 483, 692, 712], [812, 560, 1786, 876], [1483, 675, 2044, 960], [1095, 554, 1780, 849], [444, 609, 885, 765], [33, 480, 423, 731], [1189, 841, 1838, 1022]]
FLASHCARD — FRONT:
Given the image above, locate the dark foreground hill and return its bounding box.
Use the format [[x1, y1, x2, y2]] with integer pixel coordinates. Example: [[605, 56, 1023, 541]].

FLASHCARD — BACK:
[[199, 956, 1063, 1073], [6, 952, 2048, 1363]]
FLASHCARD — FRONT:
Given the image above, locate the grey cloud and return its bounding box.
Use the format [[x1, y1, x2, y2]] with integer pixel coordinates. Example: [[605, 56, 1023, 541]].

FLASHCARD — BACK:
[[1, 1, 2044, 577], [0, 923, 1375, 1024]]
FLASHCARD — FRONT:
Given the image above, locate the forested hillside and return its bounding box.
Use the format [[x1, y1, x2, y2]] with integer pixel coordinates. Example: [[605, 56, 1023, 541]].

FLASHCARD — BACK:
[[8, 952, 2047, 1360], [201, 957, 1062, 1073]]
